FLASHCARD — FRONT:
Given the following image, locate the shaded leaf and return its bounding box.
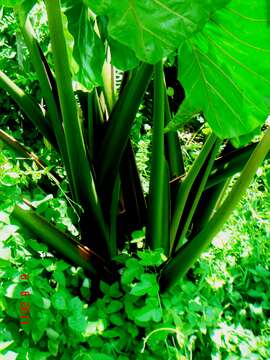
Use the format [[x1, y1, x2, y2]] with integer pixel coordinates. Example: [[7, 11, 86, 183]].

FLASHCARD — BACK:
[[108, 37, 139, 71], [106, 300, 123, 314]]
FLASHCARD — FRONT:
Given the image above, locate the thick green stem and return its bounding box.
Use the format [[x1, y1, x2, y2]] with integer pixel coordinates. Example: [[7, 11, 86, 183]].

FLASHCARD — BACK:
[[18, 15, 64, 146], [160, 126, 270, 291], [87, 92, 95, 161], [17, 13, 76, 197], [0, 129, 45, 169], [44, 0, 109, 253], [147, 62, 169, 254], [176, 138, 222, 250], [12, 204, 99, 275], [206, 142, 270, 189], [170, 133, 217, 252], [191, 179, 230, 238], [98, 63, 153, 188], [109, 175, 120, 258], [120, 140, 147, 233], [164, 92, 185, 179]]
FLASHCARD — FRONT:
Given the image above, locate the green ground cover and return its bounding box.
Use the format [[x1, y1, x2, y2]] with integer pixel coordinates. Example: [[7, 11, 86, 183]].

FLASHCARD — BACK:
[[0, 135, 269, 360]]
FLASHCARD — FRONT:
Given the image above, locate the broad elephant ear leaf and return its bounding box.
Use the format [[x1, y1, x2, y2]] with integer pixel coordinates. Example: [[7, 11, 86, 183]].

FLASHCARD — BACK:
[[230, 126, 262, 148], [108, 37, 139, 71], [84, 0, 231, 64], [96, 15, 139, 71], [173, 0, 270, 140], [61, 0, 105, 90]]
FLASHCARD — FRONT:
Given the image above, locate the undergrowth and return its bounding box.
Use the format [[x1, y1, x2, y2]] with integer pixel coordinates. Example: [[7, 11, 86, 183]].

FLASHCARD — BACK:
[[0, 138, 269, 359]]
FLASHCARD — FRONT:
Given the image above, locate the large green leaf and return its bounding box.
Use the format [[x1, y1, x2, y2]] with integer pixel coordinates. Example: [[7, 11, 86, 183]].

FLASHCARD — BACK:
[[108, 38, 139, 71], [174, 0, 270, 139], [62, 0, 105, 89], [85, 0, 230, 63], [96, 15, 139, 71]]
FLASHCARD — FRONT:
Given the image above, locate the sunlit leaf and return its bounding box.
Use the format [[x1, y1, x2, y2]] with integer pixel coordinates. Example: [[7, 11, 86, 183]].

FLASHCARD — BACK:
[[133, 297, 162, 322], [130, 274, 159, 296], [85, 0, 230, 63], [175, 0, 270, 140], [62, 0, 105, 89]]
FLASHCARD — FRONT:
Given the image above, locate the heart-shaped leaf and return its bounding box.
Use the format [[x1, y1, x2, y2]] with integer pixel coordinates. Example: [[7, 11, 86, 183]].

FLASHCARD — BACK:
[[174, 0, 270, 140], [85, 0, 231, 63]]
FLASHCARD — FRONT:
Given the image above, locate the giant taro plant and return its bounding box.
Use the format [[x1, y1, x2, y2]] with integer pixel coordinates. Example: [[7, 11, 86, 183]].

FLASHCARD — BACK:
[[0, 0, 270, 291]]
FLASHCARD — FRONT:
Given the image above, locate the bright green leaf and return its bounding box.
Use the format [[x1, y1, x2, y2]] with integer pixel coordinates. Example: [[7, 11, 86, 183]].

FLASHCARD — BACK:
[[130, 274, 159, 297], [46, 328, 60, 341], [121, 258, 144, 286], [175, 0, 270, 140], [53, 271, 66, 287], [88, 353, 114, 360], [0, 0, 36, 12], [133, 297, 162, 322], [230, 126, 262, 148], [48, 339, 59, 357], [32, 294, 51, 309], [86, 0, 230, 63], [109, 313, 124, 326], [27, 239, 48, 253], [0, 0, 23, 7], [137, 248, 167, 266], [68, 314, 87, 333], [51, 291, 67, 310], [62, 0, 105, 89]]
